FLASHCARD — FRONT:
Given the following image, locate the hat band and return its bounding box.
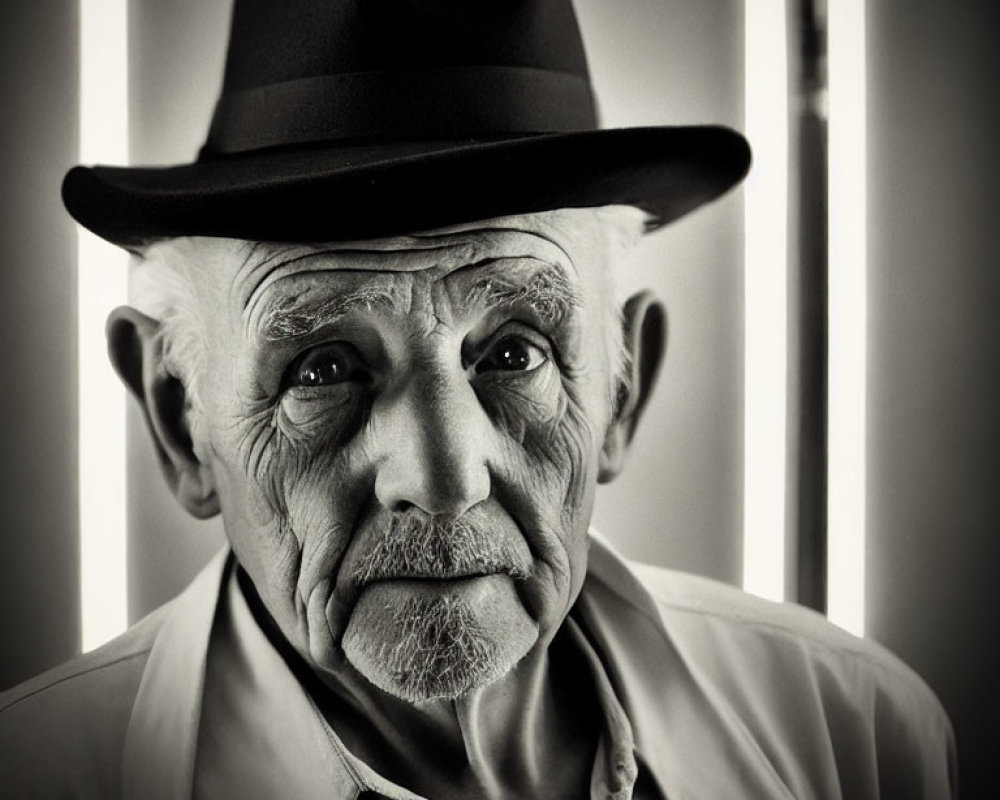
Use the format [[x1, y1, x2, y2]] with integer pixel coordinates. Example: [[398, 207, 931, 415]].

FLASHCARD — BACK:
[[204, 66, 598, 156]]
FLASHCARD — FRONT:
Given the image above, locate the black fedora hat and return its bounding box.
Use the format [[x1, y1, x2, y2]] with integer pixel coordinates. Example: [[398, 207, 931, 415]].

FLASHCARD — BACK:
[[63, 0, 751, 248]]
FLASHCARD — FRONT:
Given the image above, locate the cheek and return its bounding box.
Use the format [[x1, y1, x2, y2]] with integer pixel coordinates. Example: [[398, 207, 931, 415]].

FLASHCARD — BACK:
[[268, 399, 370, 590], [281, 386, 365, 438], [530, 394, 601, 560], [258, 388, 367, 512], [481, 370, 603, 617], [217, 391, 370, 641], [213, 460, 304, 639], [480, 370, 561, 442], [483, 368, 601, 515]]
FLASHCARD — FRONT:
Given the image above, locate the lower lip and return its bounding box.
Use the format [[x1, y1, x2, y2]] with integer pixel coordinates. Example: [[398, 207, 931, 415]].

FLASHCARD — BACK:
[[363, 573, 514, 600]]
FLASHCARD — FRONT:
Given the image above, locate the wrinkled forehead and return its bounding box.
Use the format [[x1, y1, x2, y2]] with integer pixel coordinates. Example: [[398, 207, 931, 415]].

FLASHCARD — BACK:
[[137, 207, 648, 308]]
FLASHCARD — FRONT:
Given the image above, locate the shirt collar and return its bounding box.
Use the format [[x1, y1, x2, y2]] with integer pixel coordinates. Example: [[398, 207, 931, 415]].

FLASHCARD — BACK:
[[122, 548, 229, 800]]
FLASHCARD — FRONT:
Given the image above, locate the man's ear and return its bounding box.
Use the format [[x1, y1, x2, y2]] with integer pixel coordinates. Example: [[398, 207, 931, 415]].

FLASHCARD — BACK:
[[598, 291, 667, 483], [106, 306, 220, 519]]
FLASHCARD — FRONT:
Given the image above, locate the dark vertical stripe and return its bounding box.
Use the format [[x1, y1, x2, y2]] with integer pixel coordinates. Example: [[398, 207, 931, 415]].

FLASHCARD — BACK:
[[0, 0, 81, 688], [790, 0, 828, 613]]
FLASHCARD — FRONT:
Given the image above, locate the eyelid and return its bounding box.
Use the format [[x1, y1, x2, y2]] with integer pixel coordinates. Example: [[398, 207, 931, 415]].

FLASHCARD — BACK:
[[471, 326, 555, 377], [463, 320, 549, 366], [282, 340, 369, 390]]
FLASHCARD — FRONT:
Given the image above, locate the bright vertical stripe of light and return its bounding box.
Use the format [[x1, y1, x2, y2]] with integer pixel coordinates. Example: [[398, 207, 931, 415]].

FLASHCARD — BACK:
[[79, 0, 129, 651], [826, 0, 867, 636], [742, 0, 789, 602]]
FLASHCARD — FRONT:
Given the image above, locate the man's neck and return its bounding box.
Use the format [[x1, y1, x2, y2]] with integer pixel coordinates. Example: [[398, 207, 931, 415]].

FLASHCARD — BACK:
[[238, 566, 600, 798], [317, 629, 601, 800]]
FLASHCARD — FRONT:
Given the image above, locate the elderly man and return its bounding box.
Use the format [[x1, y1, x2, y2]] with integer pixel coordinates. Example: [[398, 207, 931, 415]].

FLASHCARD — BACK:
[[0, 1, 954, 798]]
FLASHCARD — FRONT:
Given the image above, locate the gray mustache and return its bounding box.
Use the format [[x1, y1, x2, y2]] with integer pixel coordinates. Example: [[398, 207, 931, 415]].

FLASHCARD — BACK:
[[352, 513, 533, 585]]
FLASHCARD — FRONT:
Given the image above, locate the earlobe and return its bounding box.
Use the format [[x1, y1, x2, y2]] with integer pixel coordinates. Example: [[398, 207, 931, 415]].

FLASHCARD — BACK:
[[106, 305, 219, 518], [598, 291, 667, 484], [176, 466, 222, 519]]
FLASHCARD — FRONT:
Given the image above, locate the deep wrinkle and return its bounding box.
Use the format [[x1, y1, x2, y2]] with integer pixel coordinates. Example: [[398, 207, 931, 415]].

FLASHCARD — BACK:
[[234, 224, 579, 321], [230, 244, 319, 322], [239, 247, 345, 323]]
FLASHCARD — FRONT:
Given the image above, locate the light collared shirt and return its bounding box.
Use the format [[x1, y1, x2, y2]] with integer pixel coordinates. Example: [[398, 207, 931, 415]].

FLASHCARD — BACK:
[[0, 533, 957, 799]]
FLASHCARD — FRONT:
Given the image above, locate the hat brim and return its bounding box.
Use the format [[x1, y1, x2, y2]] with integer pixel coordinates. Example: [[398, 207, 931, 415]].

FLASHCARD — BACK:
[[62, 126, 750, 247]]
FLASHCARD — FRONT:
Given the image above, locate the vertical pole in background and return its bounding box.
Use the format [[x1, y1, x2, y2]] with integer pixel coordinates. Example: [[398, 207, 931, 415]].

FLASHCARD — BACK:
[[743, 0, 790, 602], [826, 0, 867, 636], [78, 0, 129, 651], [789, 0, 829, 613]]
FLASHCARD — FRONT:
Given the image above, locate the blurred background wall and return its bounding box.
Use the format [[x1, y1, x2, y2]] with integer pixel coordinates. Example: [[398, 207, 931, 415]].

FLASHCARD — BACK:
[[866, 1, 1000, 795], [0, 0, 997, 794], [0, 0, 80, 696]]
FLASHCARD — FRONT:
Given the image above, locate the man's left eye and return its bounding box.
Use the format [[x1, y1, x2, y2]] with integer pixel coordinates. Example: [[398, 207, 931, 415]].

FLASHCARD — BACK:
[[475, 336, 548, 373]]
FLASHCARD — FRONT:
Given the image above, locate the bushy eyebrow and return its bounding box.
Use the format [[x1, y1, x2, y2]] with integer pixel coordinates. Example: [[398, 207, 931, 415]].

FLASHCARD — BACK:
[[260, 286, 397, 340], [466, 263, 578, 326]]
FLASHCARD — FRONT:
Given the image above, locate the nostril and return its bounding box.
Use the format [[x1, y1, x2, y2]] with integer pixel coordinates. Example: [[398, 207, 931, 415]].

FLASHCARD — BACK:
[[392, 500, 415, 514]]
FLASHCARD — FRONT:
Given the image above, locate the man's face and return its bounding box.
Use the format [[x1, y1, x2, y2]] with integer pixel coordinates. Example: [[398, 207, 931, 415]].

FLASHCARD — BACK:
[[154, 212, 629, 703]]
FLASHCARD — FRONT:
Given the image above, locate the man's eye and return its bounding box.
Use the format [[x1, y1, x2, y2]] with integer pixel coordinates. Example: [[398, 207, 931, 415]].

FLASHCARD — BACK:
[[290, 343, 365, 387], [475, 336, 548, 373]]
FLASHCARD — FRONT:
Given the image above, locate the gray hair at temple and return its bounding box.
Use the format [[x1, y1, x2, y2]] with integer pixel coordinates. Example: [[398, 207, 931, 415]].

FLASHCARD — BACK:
[[127, 207, 649, 443]]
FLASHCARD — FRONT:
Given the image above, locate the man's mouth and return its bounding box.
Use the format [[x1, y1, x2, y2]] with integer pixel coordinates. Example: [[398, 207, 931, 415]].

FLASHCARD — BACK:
[[350, 510, 534, 588], [361, 567, 508, 586]]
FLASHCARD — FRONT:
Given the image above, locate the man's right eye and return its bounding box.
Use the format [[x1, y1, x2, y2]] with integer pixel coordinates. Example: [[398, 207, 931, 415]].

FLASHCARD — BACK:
[[288, 343, 366, 388]]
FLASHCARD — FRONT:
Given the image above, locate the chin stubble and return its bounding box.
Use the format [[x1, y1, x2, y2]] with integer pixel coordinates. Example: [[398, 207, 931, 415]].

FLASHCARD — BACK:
[[341, 509, 538, 703], [342, 584, 537, 703]]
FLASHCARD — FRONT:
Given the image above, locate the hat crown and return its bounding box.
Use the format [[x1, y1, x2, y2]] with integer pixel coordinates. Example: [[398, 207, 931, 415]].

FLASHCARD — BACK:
[[204, 0, 598, 157], [223, 0, 591, 90]]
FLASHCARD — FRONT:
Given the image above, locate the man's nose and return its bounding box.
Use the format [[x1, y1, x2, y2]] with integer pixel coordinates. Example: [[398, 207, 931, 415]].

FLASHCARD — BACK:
[[373, 365, 491, 515]]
